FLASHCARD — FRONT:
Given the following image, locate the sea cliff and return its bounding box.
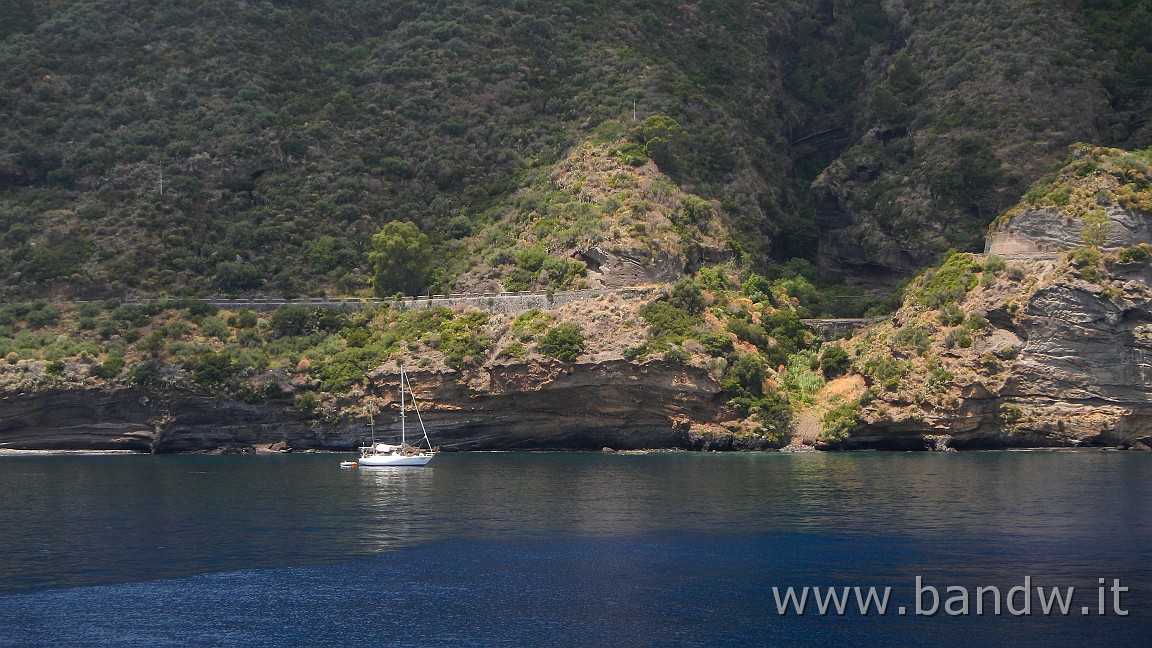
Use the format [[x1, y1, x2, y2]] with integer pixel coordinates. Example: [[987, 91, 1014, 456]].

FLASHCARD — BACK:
[[827, 147, 1152, 451], [0, 359, 754, 453]]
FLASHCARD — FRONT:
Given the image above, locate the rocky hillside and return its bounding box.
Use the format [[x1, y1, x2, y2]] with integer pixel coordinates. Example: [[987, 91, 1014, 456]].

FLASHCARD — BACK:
[[822, 146, 1152, 450], [4, 1, 1152, 300], [0, 278, 817, 452]]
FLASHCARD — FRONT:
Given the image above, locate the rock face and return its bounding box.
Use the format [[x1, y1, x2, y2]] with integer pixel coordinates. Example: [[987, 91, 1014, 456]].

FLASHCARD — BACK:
[[843, 255, 1152, 450], [986, 206, 1152, 257], [832, 144, 1152, 449], [0, 360, 736, 453]]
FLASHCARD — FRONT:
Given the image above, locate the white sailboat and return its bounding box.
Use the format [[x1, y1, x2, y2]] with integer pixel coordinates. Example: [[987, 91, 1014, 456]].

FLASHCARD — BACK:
[[356, 365, 435, 467]]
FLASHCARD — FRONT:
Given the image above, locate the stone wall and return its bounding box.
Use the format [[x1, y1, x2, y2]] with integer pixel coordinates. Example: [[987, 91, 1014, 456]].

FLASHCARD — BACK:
[[114, 288, 658, 315], [984, 232, 1050, 258]]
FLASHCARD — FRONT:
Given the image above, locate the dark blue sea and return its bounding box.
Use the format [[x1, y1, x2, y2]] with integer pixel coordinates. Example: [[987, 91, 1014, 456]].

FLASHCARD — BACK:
[[0, 450, 1148, 646]]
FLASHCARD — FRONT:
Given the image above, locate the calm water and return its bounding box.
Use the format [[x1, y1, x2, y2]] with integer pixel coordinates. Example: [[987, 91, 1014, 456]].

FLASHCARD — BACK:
[[0, 450, 1148, 646]]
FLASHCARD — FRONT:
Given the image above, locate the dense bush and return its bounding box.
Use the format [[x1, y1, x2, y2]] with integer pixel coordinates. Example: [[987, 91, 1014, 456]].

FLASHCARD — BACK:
[[538, 322, 586, 362], [915, 251, 981, 309], [269, 306, 348, 338], [639, 299, 701, 344], [818, 345, 851, 377], [721, 353, 765, 400], [821, 400, 861, 443]]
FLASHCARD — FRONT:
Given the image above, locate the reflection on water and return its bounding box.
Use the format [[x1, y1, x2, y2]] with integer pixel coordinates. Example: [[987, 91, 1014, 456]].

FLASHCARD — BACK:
[[355, 466, 436, 553], [0, 450, 1149, 592]]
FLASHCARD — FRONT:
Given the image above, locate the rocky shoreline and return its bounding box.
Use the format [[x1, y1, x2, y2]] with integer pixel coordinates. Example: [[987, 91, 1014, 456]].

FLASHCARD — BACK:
[[3, 372, 1148, 454]]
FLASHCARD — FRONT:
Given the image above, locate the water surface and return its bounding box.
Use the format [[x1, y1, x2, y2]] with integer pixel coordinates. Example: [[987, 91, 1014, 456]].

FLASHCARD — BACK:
[[0, 451, 1147, 645]]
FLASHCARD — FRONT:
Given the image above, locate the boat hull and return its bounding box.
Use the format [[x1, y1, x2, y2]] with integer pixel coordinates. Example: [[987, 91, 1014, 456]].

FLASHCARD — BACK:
[[358, 454, 434, 467]]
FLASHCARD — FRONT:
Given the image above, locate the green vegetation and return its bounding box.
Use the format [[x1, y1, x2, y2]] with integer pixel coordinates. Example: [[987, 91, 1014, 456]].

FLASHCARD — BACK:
[[4, 0, 1134, 304], [10, 1, 1152, 450], [538, 322, 586, 362], [1068, 247, 1104, 283], [2, 0, 887, 299], [914, 251, 981, 309], [370, 222, 434, 297], [818, 345, 851, 377], [821, 400, 861, 443], [862, 356, 908, 391], [780, 349, 824, 405]]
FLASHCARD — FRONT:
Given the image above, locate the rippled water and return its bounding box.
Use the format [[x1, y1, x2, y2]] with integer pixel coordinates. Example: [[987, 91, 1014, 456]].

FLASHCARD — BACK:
[[0, 451, 1148, 646]]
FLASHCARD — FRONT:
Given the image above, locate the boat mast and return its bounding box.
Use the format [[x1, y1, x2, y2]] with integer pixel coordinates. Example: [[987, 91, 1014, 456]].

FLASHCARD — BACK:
[[399, 364, 406, 448], [401, 366, 433, 452]]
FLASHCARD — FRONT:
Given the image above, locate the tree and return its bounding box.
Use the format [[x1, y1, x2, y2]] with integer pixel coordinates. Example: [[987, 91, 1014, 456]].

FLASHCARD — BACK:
[[1082, 208, 1110, 248], [721, 353, 765, 399], [640, 115, 687, 172], [370, 221, 433, 297], [669, 277, 706, 315]]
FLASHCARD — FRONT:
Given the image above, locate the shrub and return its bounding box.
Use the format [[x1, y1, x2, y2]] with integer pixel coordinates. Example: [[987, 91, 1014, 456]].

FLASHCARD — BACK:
[[862, 356, 907, 390], [623, 344, 648, 361], [512, 308, 552, 338], [696, 331, 734, 357], [720, 353, 765, 399], [497, 342, 526, 360], [1068, 247, 1103, 282], [228, 311, 259, 328], [892, 325, 933, 355], [25, 305, 61, 329], [669, 277, 706, 315], [126, 361, 164, 386], [938, 303, 965, 327], [943, 328, 972, 349], [741, 273, 772, 301], [927, 359, 953, 388], [194, 352, 242, 389], [639, 300, 701, 343], [515, 246, 547, 274], [697, 265, 734, 292], [440, 311, 491, 369], [663, 345, 691, 364], [503, 268, 535, 292], [1113, 244, 1152, 265], [819, 344, 851, 377], [92, 355, 125, 379], [538, 322, 585, 362], [311, 345, 390, 392], [781, 349, 823, 398], [270, 306, 347, 337], [916, 251, 981, 309], [752, 391, 793, 442], [821, 400, 861, 442], [294, 391, 321, 414], [182, 299, 218, 320]]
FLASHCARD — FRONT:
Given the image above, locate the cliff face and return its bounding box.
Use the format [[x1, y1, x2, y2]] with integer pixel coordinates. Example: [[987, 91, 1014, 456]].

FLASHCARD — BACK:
[[0, 359, 743, 453], [842, 262, 1152, 449], [823, 145, 1152, 450]]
